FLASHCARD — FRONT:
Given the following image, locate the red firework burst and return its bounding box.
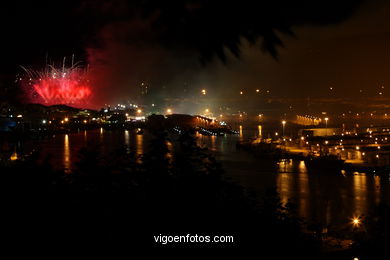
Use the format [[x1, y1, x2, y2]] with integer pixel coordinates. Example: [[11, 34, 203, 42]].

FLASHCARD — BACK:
[[20, 61, 92, 107]]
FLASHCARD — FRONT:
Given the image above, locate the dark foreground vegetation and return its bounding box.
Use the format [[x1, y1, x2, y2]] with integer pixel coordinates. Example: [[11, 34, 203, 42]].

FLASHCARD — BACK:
[[1, 130, 389, 258]]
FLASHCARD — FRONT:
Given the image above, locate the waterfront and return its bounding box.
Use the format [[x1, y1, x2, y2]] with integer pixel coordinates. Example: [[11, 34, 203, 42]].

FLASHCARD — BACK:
[[2, 126, 390, 230], [198, 128, 390, 227]]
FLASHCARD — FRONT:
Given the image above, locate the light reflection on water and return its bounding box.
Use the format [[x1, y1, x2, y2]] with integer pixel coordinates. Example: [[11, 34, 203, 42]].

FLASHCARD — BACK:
[[124, 130, 130, 147], [258, 125, 262, 138], [276, 160, 310, 219], [198, 127, 390, 225], [64, 134, 70, 173], [136, 133, 143, 163], [1, 127, 390, 225], [210, 135, 216, 151]]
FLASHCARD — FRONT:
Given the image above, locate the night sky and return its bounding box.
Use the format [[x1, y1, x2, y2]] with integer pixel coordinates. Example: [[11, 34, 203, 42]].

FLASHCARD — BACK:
[[2, 0, 390, 113]]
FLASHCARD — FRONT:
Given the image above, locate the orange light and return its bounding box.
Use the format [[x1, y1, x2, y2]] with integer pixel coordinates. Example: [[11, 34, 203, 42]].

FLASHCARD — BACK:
[[351, 217, 361, 227], [10, 152, 18, 161]]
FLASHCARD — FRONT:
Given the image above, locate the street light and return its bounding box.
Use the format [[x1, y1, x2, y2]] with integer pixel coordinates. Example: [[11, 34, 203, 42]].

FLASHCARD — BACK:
[[352, 217, 361, 227], [166, 108, 172, 114], [282, 120, 286, 137], [258, 114, 263, 123], [201, 89, 206, 95], [325, 117, 329, 135]]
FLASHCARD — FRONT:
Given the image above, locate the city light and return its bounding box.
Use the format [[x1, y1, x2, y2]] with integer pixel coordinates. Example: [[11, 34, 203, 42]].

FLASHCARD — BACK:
[[352, 217, 361, 227], [324, 117, 329, 135], [10, 152, 18, 161], [6, 5, 390, 252], [282, 120, 286, 137]]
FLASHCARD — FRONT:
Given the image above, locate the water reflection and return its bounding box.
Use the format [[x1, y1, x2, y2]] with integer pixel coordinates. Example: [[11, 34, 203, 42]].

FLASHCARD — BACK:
[[297, 161, 309, 218], [5, 128, 389, 226], [166, 140, 173, 163], [353, 173, 368, 216], [276, 160, 310, 219], [64, 134, 70, 173], [210, 135, 216, 151], [124, 130, 130, 147], [199, 130, 390, 224], [298, 160, 306, 173], [258, 125, 262, 138], [136, 132, 143, 163], [374, 176, 381, 205], [277, 172, 293, 206], [100, 127, 104, 143]]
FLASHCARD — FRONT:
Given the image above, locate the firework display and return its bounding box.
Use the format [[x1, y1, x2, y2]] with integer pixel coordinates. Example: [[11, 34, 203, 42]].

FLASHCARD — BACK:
[[20, 59, 92, 107]]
